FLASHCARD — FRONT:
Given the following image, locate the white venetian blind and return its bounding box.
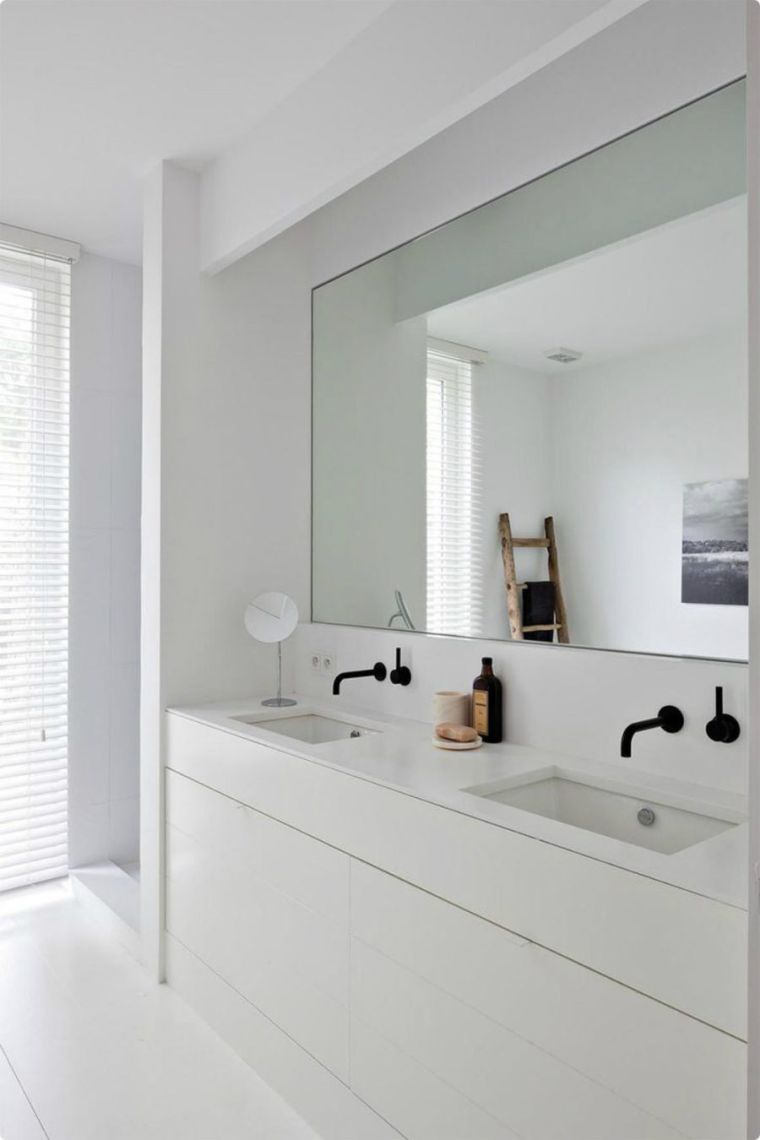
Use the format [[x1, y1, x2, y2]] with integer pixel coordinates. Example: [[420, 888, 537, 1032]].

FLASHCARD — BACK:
[[426, 349, 481, 636], [0, 241, 71, 891]]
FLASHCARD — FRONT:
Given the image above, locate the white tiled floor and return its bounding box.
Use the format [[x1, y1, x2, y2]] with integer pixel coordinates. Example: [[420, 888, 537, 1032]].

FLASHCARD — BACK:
[[0, 880, 320, 1140]]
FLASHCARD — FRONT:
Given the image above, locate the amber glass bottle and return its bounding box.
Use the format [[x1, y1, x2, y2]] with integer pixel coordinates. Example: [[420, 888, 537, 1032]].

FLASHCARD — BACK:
[[472, 657, 503, 743]]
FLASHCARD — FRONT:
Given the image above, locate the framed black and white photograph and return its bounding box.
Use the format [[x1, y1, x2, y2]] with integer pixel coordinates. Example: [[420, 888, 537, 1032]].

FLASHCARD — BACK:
[[682, 478, 748, 606]]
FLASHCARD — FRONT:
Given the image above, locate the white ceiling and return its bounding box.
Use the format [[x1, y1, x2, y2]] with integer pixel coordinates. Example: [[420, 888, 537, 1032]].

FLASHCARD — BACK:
[[427, 198, 747, 375], [0, 0, 641, 268], [0, 1, 389, 264]]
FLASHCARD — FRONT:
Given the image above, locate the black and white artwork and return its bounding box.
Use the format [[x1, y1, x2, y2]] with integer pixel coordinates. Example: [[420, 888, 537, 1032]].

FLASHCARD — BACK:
[[682, 479, 748, 606]]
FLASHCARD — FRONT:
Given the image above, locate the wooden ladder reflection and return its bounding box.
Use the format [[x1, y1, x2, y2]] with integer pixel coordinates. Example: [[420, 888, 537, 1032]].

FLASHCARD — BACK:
[[498, 513, 569, 643]]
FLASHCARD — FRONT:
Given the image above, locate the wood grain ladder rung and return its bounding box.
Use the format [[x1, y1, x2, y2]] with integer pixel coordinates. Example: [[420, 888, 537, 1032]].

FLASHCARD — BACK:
[[512, 538, 551, 548], [522, 623, 562, 633]]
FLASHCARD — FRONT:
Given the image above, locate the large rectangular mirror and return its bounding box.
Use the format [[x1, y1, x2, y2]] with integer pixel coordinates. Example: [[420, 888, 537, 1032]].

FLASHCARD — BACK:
[[313, 80, 747, 661]]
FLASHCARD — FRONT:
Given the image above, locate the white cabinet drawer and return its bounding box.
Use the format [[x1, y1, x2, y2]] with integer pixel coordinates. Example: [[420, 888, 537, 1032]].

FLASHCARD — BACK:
[[166, 765, 347, 922], [350, 1017, 518, 1140], [350, 861, 745, 1140], [352, 941, 682, 1140], [165, 770, 350, 1080]]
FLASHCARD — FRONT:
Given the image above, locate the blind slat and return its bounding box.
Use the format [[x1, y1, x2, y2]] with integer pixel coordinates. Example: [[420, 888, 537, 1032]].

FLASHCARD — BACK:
[[0, 244, 70, 892], [426, 351, 480, 638]]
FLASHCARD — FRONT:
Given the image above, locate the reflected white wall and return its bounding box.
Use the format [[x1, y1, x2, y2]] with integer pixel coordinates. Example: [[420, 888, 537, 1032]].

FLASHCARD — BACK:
[[552, 332, 748, 659], [313, 258, 427, 631]]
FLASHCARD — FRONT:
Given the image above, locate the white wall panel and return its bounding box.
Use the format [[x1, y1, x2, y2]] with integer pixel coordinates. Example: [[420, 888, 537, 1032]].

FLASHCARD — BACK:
[[69, 252, 141, 870]]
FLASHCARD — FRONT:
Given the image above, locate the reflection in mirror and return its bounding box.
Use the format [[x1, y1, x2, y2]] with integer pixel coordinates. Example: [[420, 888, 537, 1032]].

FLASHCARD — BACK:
[[312, 80, 747, 661]]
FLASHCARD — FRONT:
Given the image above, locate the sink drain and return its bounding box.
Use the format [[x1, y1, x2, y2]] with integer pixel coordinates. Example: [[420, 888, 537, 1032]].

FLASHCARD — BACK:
[[637, 806, 656, 827]]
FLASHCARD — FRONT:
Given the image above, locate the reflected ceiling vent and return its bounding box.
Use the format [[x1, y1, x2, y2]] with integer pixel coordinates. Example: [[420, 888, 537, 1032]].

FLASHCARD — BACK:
[[544, 346, 583, 364]]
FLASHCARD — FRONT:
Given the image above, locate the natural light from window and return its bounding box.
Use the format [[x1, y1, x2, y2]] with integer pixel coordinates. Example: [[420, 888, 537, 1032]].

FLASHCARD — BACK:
[[426, 348, 481, 637], [0, 249, 70, 891]]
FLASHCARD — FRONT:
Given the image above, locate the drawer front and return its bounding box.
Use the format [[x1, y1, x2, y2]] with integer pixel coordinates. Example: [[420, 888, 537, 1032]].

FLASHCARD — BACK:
[[166, 714, 747, 1038], [350, 1017, 518, 1140], [166, 770, 350, 1079], [352, 941, 682, 1140], [166, 765, 347, 922], [350, 861, 745, 1140], [165, 934, 401, 1140]]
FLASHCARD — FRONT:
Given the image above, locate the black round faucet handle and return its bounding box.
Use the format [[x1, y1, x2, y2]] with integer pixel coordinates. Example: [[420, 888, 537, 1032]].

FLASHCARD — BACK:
[[706, 687, 740, 743], [706, 717, 740, 743], [389, 647, 412, 686]]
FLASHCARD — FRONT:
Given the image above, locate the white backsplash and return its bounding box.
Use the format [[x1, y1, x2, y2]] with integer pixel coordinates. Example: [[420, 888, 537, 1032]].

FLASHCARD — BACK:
[[294, 623, 748, 795]]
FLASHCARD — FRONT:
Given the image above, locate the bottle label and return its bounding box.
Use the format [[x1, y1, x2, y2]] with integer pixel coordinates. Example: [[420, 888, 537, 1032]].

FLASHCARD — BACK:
[[473, 690, 489, 736]]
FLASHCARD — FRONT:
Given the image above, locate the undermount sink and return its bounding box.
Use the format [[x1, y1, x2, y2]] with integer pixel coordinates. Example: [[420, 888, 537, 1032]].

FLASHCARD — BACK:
[[231, 712, 380, 745], [463, 766, 742, 855]]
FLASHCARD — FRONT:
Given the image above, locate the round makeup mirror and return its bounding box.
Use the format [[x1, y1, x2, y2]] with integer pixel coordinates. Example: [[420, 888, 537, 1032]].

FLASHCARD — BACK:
[[244, 592, 299, 707]]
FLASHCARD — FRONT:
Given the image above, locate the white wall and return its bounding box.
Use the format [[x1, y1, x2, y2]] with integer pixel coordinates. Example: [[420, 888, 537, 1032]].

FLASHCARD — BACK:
[[474, 359, 552, 639], [295, 621, 748, 796], [69, 252, 141, 869], [162, 208, 312, 706], [552, 332, 748, 659], [141, 165, 313, 972]]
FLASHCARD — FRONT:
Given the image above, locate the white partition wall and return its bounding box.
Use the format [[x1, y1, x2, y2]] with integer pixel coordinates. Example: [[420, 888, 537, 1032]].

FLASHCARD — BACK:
[[140, 163, 203, 978], [140, 163, 312, 974], [69, 253, 141, 872]]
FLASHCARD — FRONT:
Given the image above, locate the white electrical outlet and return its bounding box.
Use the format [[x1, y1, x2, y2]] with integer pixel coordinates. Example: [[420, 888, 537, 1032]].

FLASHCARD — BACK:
[[310, 653, 323, 674], [321, 652, 337, 675]]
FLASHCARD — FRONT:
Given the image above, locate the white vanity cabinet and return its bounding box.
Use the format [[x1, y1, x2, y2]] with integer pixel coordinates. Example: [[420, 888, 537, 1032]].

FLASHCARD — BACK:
[[350, 861, 745, 1140], [164, 714, 747, 1140], [165, 769, 351, 1080]]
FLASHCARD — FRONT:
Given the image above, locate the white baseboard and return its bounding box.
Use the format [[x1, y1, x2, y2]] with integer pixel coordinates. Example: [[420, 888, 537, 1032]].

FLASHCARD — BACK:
[[70, 861, 141, 960]]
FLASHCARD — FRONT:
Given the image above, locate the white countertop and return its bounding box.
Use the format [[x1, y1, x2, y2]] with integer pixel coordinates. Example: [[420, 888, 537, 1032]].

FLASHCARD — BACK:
[[168, 696, 748, 910]]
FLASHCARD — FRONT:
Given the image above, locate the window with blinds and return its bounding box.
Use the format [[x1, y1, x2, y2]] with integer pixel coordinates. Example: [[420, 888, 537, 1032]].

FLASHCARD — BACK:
[[0, 242, 70, 892], [426, 349, 480, 637]]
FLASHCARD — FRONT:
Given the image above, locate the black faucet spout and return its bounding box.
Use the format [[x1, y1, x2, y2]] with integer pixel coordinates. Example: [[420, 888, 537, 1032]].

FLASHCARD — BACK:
[[332, 662, 386, 695], [620, 705, 684, 758]]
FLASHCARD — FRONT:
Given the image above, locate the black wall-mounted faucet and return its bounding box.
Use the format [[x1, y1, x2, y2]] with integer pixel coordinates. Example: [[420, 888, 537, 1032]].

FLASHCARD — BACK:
[[389, 647, 411, 686], [332, 661, 386, 695], [705, 686, 740, 743], [620, 705, 684, 758]]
